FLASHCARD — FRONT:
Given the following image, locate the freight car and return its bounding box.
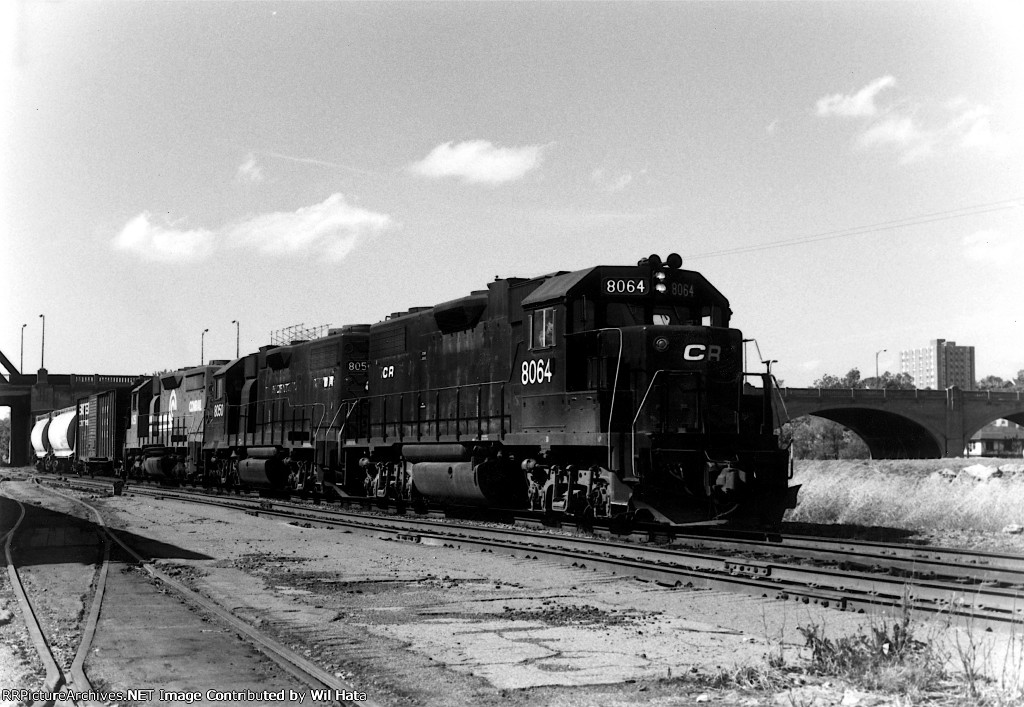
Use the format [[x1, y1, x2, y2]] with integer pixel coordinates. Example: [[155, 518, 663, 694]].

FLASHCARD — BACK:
[[30, 405, 78, 474], [324, 253, 799, 525], [30, 412, 55, 471], [73, 388, 133, 476]]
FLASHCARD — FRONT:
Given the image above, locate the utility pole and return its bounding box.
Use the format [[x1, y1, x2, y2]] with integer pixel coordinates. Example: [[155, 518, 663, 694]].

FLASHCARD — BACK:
[[38, 314, 45, 369]]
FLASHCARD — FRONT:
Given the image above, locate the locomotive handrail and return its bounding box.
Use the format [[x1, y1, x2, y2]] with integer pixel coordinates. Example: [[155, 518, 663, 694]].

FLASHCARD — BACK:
[[595, 328, 624, 473], [350, 379, 511, 445], [631, 369, 666, 481], [563, 327, 625, 473]]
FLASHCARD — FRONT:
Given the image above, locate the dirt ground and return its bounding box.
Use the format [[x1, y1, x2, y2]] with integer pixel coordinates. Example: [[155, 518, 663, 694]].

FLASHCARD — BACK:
[[3, 472, 1023, 706]]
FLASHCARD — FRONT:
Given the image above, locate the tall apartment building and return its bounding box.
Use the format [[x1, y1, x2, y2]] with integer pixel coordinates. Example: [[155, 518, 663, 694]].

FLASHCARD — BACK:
[[899, 339, 976, 390]]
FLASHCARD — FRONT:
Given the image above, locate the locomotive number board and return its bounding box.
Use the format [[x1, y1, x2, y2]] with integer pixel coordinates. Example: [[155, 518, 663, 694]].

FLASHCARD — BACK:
[[603, 278, 697, 298], [603, 278, 647, 294]]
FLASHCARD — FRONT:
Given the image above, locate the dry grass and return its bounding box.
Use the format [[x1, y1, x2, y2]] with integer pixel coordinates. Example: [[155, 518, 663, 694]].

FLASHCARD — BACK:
[[785, 459, 1024, 534]]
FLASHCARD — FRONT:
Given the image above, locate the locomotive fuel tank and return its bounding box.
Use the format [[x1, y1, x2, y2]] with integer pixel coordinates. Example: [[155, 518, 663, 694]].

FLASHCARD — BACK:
[[403, 444, 526, 506], [142, 451, 175, 480], [237, 446, 289, 488]]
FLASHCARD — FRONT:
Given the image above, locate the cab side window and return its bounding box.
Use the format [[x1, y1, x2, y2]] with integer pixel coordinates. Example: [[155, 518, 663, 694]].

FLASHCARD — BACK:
[[529, 307, 556, 349]]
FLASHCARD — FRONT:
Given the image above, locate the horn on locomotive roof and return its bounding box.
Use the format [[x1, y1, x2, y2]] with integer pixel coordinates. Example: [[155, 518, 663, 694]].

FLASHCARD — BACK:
[[638, 253, 682, 269]]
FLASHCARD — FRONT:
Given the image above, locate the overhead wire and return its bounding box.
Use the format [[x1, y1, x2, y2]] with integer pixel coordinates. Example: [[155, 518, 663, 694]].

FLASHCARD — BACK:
[[683, 196, 1023, 261]]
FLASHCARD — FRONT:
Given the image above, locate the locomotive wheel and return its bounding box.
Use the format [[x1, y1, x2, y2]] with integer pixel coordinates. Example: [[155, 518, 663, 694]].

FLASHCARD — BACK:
[[608, 512, 633, 536], [542, 486, 557, 524], [410, 484, 428, 515]]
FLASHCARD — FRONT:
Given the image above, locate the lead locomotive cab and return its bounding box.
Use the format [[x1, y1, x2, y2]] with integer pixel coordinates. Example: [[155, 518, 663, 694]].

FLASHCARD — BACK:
[[518, 253, 796, 525]]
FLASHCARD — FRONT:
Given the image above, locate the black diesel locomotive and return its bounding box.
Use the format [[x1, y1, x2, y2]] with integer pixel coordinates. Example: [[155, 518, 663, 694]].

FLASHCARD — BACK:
[[338, 253, 797, 525], [106, 254, 797, 526]]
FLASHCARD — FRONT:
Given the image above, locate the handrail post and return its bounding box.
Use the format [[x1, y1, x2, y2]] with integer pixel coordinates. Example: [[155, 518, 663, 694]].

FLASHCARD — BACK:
[[455, 386, 461, 440]]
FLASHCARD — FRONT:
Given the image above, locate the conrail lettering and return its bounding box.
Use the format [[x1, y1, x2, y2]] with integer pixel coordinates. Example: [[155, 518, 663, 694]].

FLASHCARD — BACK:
[[683, 344, 721, 361]]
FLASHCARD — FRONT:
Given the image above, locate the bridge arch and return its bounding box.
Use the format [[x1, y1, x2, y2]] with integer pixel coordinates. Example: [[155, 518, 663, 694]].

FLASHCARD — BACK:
[[776, 387, 1024, 459], [787, 408, 942, 458]]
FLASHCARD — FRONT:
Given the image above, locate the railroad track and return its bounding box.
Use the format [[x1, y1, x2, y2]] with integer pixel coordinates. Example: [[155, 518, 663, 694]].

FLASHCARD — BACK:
[[43, 473, 1024, 632], [1, 480, 108, 706], [0, 475, 376, 707]]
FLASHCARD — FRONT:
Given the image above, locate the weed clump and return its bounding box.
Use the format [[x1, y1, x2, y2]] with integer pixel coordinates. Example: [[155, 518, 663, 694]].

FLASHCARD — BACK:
[[798, 611, 945, 696]]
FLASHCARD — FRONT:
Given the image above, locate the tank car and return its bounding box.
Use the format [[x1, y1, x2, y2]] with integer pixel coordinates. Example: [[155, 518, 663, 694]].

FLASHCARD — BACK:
[[342, 254, 797, 526], [28, 406, 78, 474], [45, 405, 79, 474], [30, 412, 54, 471]]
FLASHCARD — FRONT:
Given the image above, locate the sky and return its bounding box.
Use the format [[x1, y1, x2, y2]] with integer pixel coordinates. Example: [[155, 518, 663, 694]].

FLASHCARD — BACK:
[[2, 0, 1022, 398]]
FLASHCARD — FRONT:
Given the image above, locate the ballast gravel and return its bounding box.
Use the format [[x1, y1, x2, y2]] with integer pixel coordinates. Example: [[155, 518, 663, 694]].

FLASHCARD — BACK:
[[4, 474, 1019, 707]]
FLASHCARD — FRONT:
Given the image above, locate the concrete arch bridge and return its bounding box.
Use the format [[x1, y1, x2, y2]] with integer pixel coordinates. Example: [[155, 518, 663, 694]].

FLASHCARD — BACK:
[[776, 387, 1024, 458]]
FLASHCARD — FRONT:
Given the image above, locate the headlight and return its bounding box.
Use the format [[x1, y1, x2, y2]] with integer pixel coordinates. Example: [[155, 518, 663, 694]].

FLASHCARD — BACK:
[[655, 283, 667, 293], [653, 336, 670, 352], [654, 271, 667, 281]]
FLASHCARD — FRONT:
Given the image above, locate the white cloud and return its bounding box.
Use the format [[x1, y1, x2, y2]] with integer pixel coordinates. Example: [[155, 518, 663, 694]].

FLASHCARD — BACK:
[[225, 194, 393, 261], [856, 102, 1009, 163], [114, 194, 394, 263], [816, 78, 1012, 163], [816, 76, 896, 118], [590, 166, 636, 193], [858, 115, 936, 163], [115, 213, 214, 262], [408, 140, 544, 185], [235, 154, 264, 184], [962, 230, 1024, 265], [858, 115, 924, 148]]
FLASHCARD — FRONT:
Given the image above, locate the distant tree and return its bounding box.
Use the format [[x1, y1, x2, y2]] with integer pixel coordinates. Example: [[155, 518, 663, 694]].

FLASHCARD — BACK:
[[978, 375, 1011, 390], [780, 415, 870, 460], [813, 368, 863, 389], [0, 417, 10, 465], [1016, 370, 1024, 389], [862, 371, 916, 390]]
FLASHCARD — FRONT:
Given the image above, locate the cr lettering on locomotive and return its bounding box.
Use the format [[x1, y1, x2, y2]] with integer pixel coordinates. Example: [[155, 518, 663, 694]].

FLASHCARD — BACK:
[[683, 344, 722, 361]]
